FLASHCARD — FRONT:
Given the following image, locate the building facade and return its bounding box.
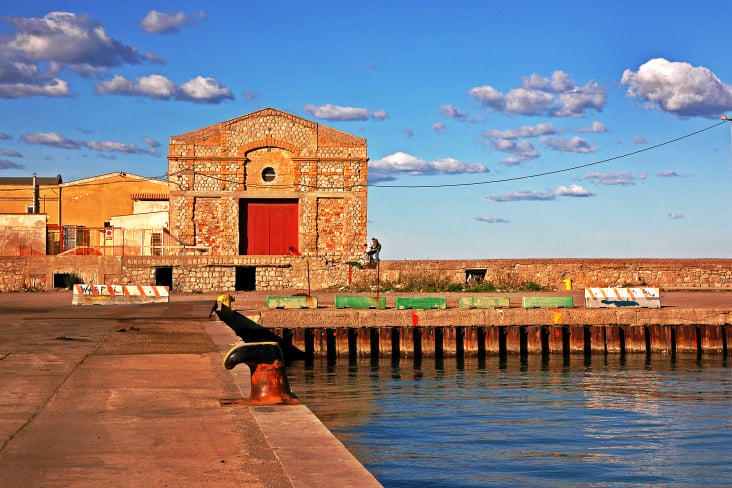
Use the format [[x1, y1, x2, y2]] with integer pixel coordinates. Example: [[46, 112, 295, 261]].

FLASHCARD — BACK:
[[167, 108, 368, 261]]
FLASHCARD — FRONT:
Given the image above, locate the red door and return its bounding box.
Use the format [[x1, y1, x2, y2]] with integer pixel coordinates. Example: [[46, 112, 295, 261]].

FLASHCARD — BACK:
[[240, 200, 298, 255]]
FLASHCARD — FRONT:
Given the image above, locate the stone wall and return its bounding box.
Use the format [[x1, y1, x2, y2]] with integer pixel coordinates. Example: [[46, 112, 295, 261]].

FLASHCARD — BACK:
[[1, 256, 729, 293], [350, 259, 732, 290]]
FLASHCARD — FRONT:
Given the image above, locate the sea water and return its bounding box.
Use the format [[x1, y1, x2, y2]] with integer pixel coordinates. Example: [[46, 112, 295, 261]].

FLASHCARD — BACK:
[[287, 354, 732, 487]]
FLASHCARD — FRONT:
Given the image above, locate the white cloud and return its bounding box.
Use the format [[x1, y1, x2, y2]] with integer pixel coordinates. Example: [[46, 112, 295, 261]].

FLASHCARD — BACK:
[[469, 70, 606, 117], [97, 74, 232, 104], [633, 135, 648, 144], [483, 123, 558, 139], [540, 136, 596, 153], [440, 104, 473, 121], [488, 190, 556, 202], [657, 170, 680, 177], [489, 184, 595, 201], [21, 132, 81, 149], [96, 74, 176, 99], [555, 184, 594, 197], [304, 104, 370, 121], [1, 149, 22, 157], [583, 172, 637, 185], [0, 133, 11, 140], [371, 110, 388, 121], [0, 78, 69, 98], [402, 128, 414, 138], [668, 212, 684, 219], [369, 152, 488, 179], [1, 12, 156, 67], [21, 131, 160, 155], [490, 139, 539, 165], [178, 76, 234, 104], [0, 12, 161, 98], [432, 122, 447, 134], [85, 141, 143, 153], [577, 121, 607, 133], [474, 216, 509, 223], [141, 10, 206, 34], [621, 58, 732, 118]]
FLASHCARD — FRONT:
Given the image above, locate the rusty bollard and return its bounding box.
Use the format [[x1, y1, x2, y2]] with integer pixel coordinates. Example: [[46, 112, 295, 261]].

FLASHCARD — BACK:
[[223, 342, 298, 404]]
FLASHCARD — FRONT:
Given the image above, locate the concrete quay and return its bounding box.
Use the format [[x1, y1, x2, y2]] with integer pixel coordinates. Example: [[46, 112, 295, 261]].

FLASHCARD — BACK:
[[227, 289, 732, 357], [0, 292, 381, 488]]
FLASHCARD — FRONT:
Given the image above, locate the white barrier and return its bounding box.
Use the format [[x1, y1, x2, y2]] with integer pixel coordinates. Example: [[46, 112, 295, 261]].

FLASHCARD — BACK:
[[585, 287, 660, 309], [72, 284, 170, 305]]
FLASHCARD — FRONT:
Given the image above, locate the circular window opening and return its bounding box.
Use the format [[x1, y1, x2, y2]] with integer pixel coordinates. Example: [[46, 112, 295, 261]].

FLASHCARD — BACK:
[[261, 167, 276, 182]]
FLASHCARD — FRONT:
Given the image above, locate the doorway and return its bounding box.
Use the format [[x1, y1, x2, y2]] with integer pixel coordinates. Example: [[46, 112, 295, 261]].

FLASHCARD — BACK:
[[155, 267, 173, 290], [239, 199, 298, 255]]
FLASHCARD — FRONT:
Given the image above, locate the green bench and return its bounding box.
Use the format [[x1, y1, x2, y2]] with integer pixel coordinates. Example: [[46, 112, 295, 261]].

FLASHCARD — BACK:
[[459, 296, 510, 309], [335, 295, 386, 309], [395, 297, 447, 310], [521, 296, 573, 309], [266, 296, 318, 309]]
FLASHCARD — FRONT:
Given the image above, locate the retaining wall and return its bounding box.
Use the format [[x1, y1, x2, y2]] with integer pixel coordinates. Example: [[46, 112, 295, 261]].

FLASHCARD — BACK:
[[0, 256, 730, 293]]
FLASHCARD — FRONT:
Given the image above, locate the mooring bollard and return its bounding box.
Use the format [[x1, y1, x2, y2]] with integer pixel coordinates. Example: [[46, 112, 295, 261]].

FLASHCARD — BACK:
[[223, 342, 298, 404]]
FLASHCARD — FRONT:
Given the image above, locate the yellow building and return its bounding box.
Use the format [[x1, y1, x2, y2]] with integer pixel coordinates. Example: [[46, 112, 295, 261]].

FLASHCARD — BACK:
[[59, 172, 169, 228], [0, 175, 63, 223], [0, 172, 169, 255]]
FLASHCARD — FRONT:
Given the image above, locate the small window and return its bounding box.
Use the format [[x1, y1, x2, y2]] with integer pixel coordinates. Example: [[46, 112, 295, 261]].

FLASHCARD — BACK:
[[261, 167, 276, 182]]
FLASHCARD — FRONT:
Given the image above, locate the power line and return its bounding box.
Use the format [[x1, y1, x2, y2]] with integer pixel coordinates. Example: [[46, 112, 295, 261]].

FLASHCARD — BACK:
[[370, 120, 729, 188]]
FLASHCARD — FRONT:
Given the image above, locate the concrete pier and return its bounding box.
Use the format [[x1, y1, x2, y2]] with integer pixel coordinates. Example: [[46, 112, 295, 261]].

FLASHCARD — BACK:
[[0, 292, 381, 487]]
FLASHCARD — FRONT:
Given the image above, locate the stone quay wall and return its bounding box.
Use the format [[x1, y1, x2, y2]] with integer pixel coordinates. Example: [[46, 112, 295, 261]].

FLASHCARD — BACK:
[[0, 256, 729, 293], [349, 259, 732, 291]]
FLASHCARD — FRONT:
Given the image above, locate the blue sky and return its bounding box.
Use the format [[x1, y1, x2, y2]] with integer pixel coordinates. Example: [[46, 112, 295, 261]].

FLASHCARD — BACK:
[[1, 1, 731, 259]]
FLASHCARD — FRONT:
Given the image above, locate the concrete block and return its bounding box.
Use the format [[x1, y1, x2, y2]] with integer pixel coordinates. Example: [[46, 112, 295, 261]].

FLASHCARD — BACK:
[[335, 296, 386, 309], [459, 296, 510, 309], [266, 295, 318, 309], [72, 284, 169, 305], [585, 288, 661, 309], [521, 296, 573, 309], [395, 297, 447, 310]]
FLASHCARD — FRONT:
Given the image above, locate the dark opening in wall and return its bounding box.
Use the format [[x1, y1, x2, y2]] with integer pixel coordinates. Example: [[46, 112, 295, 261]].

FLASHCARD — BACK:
[[236, 266, 256, 291], [155, 267, 173, 290], [465, 268, 487, 287], [53, 273, 69, 289]]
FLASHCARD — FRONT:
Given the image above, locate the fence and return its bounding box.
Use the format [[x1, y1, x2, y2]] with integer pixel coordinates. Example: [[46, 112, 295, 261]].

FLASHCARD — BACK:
[[1, 226, 209, 256]]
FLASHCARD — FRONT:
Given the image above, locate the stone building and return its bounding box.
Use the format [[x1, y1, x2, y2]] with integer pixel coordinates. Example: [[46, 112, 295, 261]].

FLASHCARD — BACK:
[[165, 108, 368, 290]]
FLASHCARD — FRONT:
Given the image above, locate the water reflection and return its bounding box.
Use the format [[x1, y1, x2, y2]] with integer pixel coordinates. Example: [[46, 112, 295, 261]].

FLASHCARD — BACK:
[[288, 354, 732, 488]]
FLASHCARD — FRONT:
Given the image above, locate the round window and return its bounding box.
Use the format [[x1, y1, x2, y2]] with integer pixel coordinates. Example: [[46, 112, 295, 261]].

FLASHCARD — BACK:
[[261, 167, 276, 182]]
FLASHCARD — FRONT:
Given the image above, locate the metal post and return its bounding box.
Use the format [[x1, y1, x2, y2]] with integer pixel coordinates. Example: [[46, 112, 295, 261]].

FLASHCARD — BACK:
[[307, 259, 311, 297], [376, 260, 381, 298]]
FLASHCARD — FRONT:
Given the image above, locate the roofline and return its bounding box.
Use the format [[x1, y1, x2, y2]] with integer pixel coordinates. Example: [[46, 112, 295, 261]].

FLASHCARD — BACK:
[[171, 107, 367, 145], [61, 172, 168, 187]]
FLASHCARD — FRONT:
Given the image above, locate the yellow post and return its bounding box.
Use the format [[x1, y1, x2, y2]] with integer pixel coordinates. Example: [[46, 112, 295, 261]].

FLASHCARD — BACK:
[[217, 294, 235, 316], [562, 278, 573, 290]]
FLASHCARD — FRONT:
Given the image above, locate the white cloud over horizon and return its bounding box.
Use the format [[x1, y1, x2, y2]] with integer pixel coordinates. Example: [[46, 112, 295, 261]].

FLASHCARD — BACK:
[[20, 131, 161, 155], [622, 58, 732, 118], [369, 151, 488, 182], [304, 103, 386, 121], [95, 74, 233, 104], [488, 183, 595, 201], [141, 10, 206, 34], [474, 216, 509, 223], [469, 70, 606, 117], [0, 11, 161, 99]]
